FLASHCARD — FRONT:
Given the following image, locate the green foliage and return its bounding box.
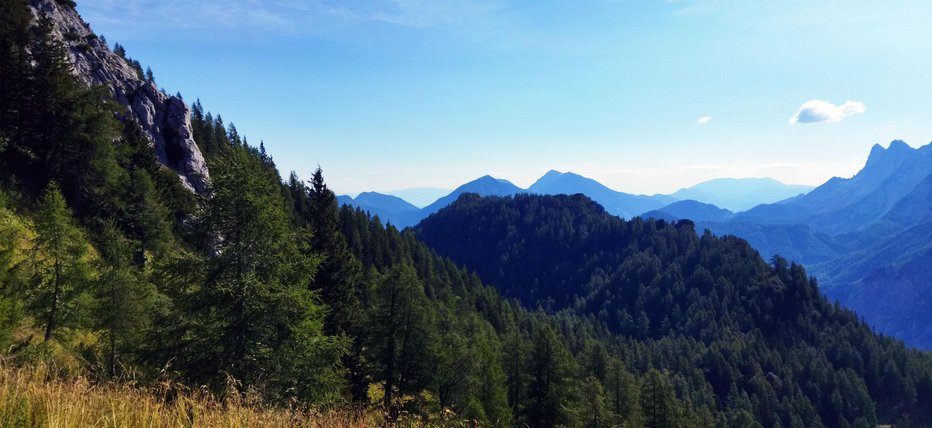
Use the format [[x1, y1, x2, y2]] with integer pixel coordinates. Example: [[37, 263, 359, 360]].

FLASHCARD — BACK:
[[92, 221, 158, 378], [415, 193, 932, 426], [2, 5, 932, 425], [27, 183, 93, 342], [640, 369, 679, 428], [367, 264, 436, 411], [155, 146, 346, 403]]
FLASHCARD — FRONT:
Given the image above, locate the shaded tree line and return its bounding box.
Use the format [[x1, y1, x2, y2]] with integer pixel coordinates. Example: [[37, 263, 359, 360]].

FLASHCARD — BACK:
[[2, 2, 931, 426]]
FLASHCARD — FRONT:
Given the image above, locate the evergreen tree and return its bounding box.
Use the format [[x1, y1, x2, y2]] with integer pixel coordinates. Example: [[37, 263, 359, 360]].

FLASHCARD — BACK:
[[367, 264, 436, 414], [640, 369, 679, 428], [523, 324, 575, 427], [93, 221, 157, 378], [306, 167, 366, 400], [0, 194, 25, 349], [28, 182, 92, 342], [160, 147, 346, 402]]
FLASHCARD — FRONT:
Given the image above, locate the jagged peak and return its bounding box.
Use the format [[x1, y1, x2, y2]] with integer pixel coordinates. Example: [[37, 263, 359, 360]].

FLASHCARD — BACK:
[[887, 139, 912, 152], [865, 139, 915, 168]]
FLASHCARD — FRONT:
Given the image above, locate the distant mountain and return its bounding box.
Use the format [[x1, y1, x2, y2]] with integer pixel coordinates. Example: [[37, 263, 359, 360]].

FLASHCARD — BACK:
[[336, 192, 419, 225], [380, 187, 451, 208], [697, 140, 932, 348], [341, 175, 526, 229], [421, 175, 524, 215], [528, 170, 675, 217], [671, 178, 813, 212], [735, 140, 932, 235], [642, 200, 734, 223]]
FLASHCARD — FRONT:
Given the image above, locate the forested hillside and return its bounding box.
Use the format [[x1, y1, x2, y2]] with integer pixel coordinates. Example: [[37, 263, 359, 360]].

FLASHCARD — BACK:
[[416, 193, 932, 426], [3, 0, 932, 427]]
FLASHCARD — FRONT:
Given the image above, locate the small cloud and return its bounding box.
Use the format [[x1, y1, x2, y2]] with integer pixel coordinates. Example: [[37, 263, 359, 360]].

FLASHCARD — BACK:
[[697, 115, 712, 125], [790, 99, 865, 124]]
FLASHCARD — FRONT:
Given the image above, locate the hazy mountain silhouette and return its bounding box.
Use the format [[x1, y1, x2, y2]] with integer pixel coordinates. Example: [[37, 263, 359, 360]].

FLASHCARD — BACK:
[[336, 192, 419, 225], [642, 200, 734, 223], [528, 170, 675, 217], [381, 187, 451, 208], [671, 178, 813, 212]]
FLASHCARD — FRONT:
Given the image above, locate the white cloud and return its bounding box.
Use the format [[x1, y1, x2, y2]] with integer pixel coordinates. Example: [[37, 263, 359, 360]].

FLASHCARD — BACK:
[[696, 115, 712, 125], [790, 99, 865, 124]]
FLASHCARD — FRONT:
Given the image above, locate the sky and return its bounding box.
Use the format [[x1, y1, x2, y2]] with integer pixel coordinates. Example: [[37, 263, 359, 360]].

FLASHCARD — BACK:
[[75, 0, 932, 196]]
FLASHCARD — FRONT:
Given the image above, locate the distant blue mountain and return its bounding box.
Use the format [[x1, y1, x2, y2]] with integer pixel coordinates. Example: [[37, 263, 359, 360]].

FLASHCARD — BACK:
[[671, 177, 813, 212], [336, 192, 419, 225], [381, 187, 451, 208], [695, 140, 932, 348], [421, 175, 524, 215], [735, 140, 932, 235], [341, 175, 526, 229], [528, 170, 675, 217], [642, 200, 734, 223]]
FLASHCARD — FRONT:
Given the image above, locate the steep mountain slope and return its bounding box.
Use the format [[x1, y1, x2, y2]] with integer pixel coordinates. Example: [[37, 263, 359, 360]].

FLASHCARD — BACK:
[[642, 199, 734, 223], [28, 0, 209, 193], [528, 170, 675, 217], [736, 141, 932, 235], [671, 178, 813, 212], [414, 193, 932, 425]]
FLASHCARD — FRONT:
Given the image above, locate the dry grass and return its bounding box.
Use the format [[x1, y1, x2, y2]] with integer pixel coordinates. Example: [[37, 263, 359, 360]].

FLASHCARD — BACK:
[[0, 360, 386, 428]]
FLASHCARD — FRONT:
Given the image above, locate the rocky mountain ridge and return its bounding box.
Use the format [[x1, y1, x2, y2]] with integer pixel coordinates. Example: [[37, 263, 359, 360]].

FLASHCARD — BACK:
[[28, 0, 209, 193]]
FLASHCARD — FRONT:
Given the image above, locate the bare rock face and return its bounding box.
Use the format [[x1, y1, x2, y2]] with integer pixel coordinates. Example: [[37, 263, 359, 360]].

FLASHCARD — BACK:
[[29, 0, 210, 194]]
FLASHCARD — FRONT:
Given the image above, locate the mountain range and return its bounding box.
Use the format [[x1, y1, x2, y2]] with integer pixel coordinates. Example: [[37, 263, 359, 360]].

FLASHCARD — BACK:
[[341, 140, 932, 349], [338, 172, 808, 228]]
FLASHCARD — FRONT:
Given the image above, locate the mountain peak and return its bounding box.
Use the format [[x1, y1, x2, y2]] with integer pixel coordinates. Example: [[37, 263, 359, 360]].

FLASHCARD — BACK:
[[866, 139, 915, 167], [888, 139, 911, 152]]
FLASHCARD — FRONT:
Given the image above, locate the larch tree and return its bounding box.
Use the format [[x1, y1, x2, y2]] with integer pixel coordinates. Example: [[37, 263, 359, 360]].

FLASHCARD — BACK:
[[29, 182, 92, 342]]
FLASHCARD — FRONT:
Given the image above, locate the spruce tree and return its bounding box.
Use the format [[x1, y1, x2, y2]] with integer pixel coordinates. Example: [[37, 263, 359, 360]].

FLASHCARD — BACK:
[[307, 167, 367, 400], [163, 147, 346, 402]]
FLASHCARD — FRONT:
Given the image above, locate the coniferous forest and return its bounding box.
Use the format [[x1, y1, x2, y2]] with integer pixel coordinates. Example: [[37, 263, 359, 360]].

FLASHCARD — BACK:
[[1, 1, 932, 426]]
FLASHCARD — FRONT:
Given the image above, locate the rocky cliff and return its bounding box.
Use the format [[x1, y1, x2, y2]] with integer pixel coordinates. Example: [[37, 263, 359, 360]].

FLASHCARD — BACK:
[[28, 0, 209, 194]]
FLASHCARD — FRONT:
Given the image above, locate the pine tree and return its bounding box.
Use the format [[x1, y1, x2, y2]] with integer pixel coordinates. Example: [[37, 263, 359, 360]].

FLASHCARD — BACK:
[[306, 167, 367, 400], [124, 169, 172, 264], [523, 324, 574, 427], [640, 369, 679, 428], [163, 147, 346, 402], [93, 221, 157, 377], [367, 264, 436, 414], [28, 182, 92, 342]]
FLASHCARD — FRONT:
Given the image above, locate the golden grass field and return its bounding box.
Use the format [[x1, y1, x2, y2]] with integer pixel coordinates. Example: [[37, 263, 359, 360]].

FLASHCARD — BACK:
[[0, 360, 384, 428]]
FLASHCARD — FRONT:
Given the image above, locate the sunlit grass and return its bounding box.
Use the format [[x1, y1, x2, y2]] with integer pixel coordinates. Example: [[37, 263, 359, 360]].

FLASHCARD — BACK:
[[0, 359, 382, 427]]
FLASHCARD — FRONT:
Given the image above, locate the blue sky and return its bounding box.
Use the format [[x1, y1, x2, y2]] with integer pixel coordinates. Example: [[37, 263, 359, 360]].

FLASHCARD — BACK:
[[76, 0, 932, 195]]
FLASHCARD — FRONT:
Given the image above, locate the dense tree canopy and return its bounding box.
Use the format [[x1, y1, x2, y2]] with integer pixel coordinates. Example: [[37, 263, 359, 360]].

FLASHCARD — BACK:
[[1, 2, 931, 425]]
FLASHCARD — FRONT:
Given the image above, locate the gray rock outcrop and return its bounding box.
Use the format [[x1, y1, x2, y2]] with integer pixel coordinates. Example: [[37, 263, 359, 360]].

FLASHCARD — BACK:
[[28, 0, 210, 194]]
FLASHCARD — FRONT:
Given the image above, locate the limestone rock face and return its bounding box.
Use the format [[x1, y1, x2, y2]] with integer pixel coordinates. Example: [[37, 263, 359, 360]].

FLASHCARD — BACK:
[[29, 0, 210, 194]]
